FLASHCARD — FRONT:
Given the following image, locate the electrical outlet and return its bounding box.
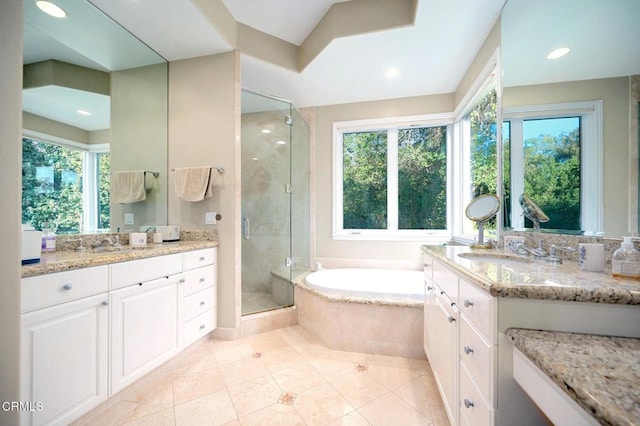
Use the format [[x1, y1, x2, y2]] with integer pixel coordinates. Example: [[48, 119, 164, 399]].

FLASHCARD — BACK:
[[124, 213, 134, 225], [205, 212, 217, 225]]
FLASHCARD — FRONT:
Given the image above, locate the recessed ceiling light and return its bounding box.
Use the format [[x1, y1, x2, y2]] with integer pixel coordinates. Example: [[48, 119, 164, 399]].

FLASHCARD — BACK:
[[76, 109, 92, 116], [261, 129, 271, 134], [276, 140, 286, 145], [384, 67, 400, 79], [252, 157, 259, 161], [547, 47, 570, 60], [36, 1, 67, 18]]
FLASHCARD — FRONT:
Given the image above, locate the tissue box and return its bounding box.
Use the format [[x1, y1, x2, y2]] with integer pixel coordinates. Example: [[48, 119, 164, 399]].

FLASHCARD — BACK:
[[22, 229, 42, 264], [129, 232, 147, 248], [156, 225, 180, 242]]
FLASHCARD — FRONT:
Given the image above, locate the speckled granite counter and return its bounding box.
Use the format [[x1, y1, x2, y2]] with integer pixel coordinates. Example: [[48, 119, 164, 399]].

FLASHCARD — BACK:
[[506, 328, 640, 426], [422, 245, 640, 304], [22, 240, 219, 278]]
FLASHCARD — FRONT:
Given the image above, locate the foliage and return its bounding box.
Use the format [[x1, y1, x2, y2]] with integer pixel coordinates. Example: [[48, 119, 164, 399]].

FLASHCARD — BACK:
[[398, 127, 447, 229], [22, 138, 83, 234], [523, 128, 580, 230], [342, 131, 387, 229], [98, 153, 111, 230]]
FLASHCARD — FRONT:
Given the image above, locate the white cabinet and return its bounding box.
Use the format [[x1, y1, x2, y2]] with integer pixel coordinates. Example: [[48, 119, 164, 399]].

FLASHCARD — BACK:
[[432, 288, 459, 426], [20, 291, 109, 426], [182, 248, 217, 347], [110, 274, 183, 394], [424, 256, 496, 426]]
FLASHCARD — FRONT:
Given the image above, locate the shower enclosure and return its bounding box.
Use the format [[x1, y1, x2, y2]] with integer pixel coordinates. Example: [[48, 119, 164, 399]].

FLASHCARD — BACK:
[[241, 90, 310, 315]]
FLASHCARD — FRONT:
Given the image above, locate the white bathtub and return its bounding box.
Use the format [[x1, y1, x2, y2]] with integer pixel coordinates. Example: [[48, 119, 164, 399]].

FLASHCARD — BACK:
[[305, 268, 424, 301]]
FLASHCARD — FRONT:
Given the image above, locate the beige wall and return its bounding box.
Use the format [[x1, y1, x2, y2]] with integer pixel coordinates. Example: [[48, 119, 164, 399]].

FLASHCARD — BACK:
[[110, 63, 168, 231], [313, 94, 454, 265], [503, 77, 630, 235], [0, 0, 23, 423], [168, 52, 240, 330], [23, 112, 91, 144]]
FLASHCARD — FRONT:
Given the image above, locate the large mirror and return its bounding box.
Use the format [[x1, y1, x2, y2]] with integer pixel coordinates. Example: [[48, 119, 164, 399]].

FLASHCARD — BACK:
[[22, 0, 168, 235], [501, 0, 640, 236]]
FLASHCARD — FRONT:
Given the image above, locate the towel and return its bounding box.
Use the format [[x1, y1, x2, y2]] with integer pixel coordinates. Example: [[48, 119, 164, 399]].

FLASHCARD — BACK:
[[174, 167, 214, 201], [111, 171, 146, 203]]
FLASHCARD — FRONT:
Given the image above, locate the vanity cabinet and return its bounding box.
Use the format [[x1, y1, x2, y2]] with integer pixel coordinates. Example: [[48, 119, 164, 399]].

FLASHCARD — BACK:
[[109, 254, 183, 393], [20, 267, 109, 426], [182, 248, 217, 347], [20, 246, 218, 425]]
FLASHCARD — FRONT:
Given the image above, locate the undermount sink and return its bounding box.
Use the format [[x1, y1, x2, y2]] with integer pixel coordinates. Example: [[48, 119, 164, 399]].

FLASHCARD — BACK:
[[457, 252, 533, 266]]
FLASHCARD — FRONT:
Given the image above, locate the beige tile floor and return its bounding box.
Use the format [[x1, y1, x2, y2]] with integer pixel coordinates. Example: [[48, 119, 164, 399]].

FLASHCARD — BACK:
[[73, 325, 450, 426]]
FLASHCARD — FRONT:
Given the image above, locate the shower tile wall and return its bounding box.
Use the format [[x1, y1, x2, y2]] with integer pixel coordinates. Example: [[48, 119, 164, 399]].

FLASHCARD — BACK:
[[242, 110, 291, 297]]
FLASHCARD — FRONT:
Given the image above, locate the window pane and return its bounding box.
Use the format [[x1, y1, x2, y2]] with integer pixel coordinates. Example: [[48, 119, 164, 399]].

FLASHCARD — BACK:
[[22, 138, 83, 234], [502, 121, 512, 228], [343, 131, 387, 229], [98, 152, 111, 231], [398, 127, 447, 229], [523, 117, 581, 230]]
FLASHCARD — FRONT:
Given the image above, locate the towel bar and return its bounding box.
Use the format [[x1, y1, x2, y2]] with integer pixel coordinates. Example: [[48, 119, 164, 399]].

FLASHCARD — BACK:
[[144, 171, 160, 177], [171, 166, 224, 174]]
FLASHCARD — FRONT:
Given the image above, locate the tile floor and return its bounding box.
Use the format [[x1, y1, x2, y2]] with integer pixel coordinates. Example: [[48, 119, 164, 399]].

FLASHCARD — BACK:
[[73, 325, 450, 426]]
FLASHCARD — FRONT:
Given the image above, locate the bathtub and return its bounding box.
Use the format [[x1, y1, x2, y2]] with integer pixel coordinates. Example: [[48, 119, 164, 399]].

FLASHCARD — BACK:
[[304, 268, 424, 301]]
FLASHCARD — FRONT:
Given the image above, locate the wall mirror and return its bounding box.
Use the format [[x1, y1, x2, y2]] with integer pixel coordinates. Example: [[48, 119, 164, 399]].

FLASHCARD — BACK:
[[22, 0, 168, 234], [501, 0, 640, 237]]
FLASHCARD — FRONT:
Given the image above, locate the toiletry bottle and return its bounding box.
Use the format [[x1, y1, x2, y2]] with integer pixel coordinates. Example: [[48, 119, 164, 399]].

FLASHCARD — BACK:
[[41, 228, 56, 252], [612, 237, 640, 279]]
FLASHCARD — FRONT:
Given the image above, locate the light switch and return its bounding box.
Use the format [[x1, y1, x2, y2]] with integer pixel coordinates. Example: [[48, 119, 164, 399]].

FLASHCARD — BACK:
[[124, 213, 134, 225], [205, 212, 217, 225]]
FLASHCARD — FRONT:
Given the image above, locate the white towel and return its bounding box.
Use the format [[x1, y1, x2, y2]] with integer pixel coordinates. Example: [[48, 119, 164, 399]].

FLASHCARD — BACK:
[[174, 167, 214, 201], [111, 171, 146, 203]]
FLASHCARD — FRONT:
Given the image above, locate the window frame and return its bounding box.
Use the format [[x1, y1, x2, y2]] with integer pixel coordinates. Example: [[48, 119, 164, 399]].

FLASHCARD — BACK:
[[22, 129, 109, 234], [332, 114, 454, 241], [502, 100, 604, 232]]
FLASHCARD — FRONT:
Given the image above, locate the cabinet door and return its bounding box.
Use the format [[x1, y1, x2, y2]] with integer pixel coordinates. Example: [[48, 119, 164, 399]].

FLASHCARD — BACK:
[[21, 293, 109, 426], [423, 277, 436, 362], [110, 275, 182, 394], [432, 292, 459, 426]]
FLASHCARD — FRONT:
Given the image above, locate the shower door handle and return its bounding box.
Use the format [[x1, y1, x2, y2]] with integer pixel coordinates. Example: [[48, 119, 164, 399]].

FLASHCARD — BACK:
[[243, 217, 250, 240]]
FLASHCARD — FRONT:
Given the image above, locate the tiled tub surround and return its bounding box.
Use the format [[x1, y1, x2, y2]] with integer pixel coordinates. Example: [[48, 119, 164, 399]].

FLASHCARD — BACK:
[[506, 328, 640, 426], [294, 275, 425, 360], [422, 244, 640, 425]]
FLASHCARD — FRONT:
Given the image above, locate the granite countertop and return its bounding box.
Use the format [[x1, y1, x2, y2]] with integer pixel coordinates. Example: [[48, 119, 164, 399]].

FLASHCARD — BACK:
[[506, 328, 640, 426], [422, 245, 640, 304], [22, 240, 219, 278]]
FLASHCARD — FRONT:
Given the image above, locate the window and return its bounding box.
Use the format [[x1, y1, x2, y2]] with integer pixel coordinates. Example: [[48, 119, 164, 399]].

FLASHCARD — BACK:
[[333, 116, 451, 240], [22, 136, 110, 234], [503, 101, 603, 232]]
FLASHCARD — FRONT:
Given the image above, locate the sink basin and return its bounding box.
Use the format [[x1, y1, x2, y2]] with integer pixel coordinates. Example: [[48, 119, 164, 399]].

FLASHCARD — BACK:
[[457, 252, 533, 266]]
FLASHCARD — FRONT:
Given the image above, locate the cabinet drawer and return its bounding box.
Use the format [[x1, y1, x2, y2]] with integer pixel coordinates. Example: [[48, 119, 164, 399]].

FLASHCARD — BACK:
[[183, 265, 216, 296], [460, 316, 495, 406], [22, 266, 109, 313], [184, 248, 216, 271], [184, 287, 216, 322], [110, 254, 182, 290], [184, 310, 216, 346], [460, 363, 493, 426], [432, 260, 458, 304], [459, 278, 495, 343]]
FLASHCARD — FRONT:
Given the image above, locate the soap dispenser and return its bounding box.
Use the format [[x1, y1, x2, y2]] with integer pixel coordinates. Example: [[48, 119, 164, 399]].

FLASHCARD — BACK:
[[612, 237, 640, 279]]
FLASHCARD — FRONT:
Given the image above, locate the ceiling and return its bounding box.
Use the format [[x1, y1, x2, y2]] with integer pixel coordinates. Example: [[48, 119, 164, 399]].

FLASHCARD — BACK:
[[23, 0, 506, 131]]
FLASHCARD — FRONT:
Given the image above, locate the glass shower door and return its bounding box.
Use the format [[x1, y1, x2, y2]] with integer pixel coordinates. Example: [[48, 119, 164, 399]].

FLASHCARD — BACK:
[[241, 91, 292, 315]]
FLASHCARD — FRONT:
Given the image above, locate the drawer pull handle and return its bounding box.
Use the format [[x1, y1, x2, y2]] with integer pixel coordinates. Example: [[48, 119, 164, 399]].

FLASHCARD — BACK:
[[199, 277, 206, 283], [199, 324, 205, 330], [63, 283, 73, 291], [179, 278, 186, 283], [464, 398, 474, 408], [101, 300, 110, 306], [440, 290, 445, 295], [199, 301, 206, 306], [199, 256, 206, 261], [464, 345, 474, 355], [464, 299, 474, 308], [447, 315, 455, 323], [426, 286, 433, 291]]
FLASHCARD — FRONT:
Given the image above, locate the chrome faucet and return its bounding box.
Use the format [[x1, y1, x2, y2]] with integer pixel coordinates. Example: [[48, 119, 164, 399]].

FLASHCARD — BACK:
[[91, 236, 121, 249], [513, 239, 548, 258], [544, 244, 576, 264]]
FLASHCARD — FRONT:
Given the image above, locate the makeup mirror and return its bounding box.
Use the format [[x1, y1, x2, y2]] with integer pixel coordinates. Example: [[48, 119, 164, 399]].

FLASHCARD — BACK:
[[519, 194, 549, 231], [465, 194, 500, 248]]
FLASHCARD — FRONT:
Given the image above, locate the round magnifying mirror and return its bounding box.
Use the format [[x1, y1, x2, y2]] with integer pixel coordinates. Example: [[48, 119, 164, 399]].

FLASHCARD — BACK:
[[465, 194, 500, 222], [519, 194, 549, 230]]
